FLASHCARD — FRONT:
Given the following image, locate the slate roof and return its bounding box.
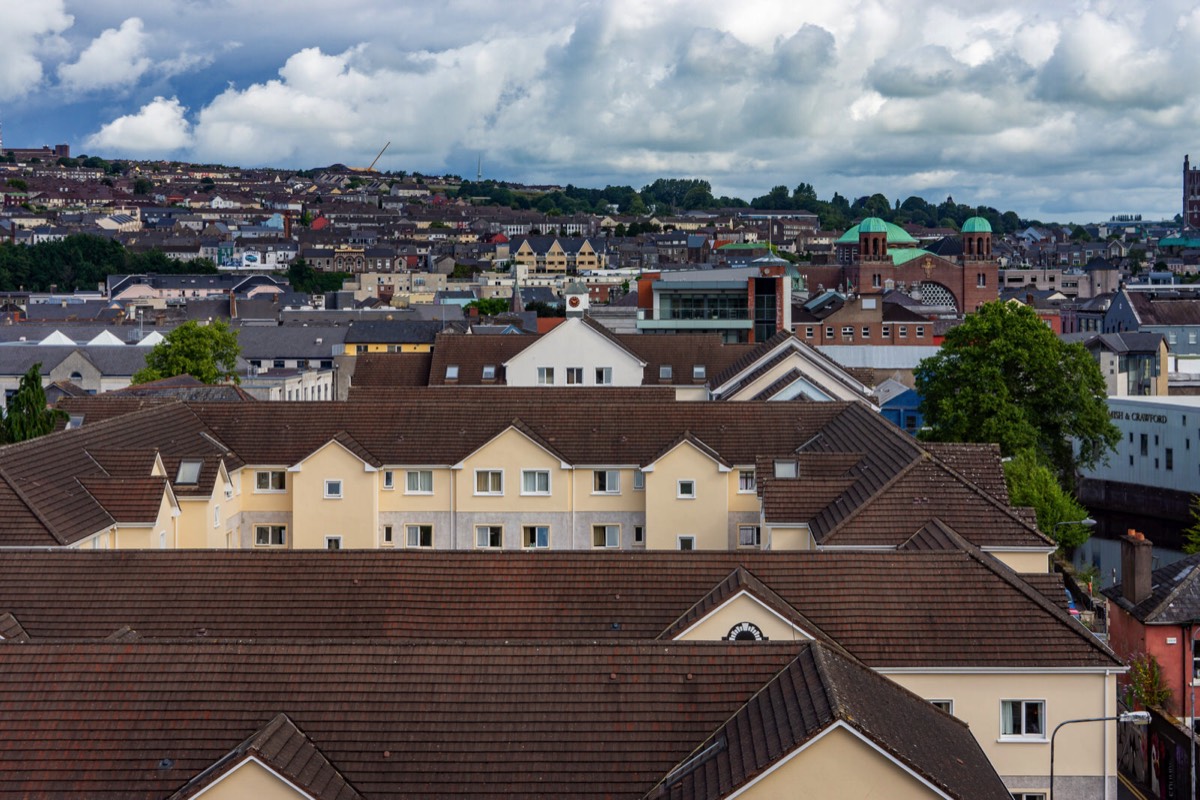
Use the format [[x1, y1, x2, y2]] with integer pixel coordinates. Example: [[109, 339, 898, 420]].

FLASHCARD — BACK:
[[350, 352, 433, 388], [1103, 551, 1200, 624], [342, 319, 445, 345], [1127, 291, 1200, 326], [0, 550, 1118, 669]]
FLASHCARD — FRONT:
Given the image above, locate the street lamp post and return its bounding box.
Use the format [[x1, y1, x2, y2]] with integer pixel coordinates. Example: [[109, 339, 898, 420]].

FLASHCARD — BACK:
[[1053, 517, 1098, 529], [1049, 710, 1150, 800]]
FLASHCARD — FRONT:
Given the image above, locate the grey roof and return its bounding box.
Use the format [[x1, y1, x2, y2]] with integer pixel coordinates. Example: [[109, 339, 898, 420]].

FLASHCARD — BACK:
[[0, 345, 149, 377], [343, 319, 446, 345], [1103, 552, 1200, 624], [1062, 331, 1165, 355], [233, 325, 348, 359]]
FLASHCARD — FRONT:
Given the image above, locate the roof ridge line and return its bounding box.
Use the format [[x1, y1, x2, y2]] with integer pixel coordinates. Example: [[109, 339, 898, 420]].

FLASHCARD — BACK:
[[0, 464, 74, 546], [920, 449, 1054, 546]]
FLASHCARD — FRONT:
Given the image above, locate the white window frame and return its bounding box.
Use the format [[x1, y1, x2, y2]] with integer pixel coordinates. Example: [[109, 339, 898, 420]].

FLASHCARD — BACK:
[[324, 479, 343, 499], [445, 365, 459, 380], [383, 470, 395, 490], [406, 524, 433, 548], [406, 470, 433, 495], [881, 325, 891, 338], [177, 460, 202, 485], [592, 524, 620, 549], [481, 365, 496, 380], [593, 470, 620, 494], [898, 325, 908, 337], [382, 525, 394, 546], [475, 524, 503, 549], [537, 366, 555, 385], [255, 470, 286, 492], [738, 525, 761, 548], [677, 535, 696, 551], [213, 505, 220, 528], [565, 367, 583, 385], [474, 469, 504, 496], [930, 699, 954, 715], [523, 524, 550, 549], [916, 326, 926, 338], [634, 525, 645, 545], [521, 469, 551, 496], [632, 470, 645, 491], [1000, 699, 1046, 740], [595, 367, 612, 385], [254, 525, 287, 547], [325, 536, 342, 550], [692, 365, 705, 380], [804, 325, 814, 339], [738, 470, 756, 493], [659, 365, 672, 380], [677, 479, 696, 499]]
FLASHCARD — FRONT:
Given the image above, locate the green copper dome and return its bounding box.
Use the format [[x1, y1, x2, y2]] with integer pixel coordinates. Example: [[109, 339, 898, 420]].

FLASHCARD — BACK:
[[961, 216, 992, 233], [836, 221, 918, 245]]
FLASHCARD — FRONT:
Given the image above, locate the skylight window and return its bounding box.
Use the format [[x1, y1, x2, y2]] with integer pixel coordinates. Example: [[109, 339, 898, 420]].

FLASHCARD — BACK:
[[176, 460, 202, 484], [445, 365, 459, 380]]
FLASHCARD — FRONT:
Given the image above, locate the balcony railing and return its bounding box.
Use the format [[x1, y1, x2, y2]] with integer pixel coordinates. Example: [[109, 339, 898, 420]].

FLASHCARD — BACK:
[[640, 308, 751, 321]]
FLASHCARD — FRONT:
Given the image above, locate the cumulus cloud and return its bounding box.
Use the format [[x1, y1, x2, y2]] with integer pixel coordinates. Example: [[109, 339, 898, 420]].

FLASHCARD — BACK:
[[85, 96, 192, 153], [58, 17, 151, 92], [31, 0, 1200, 219], [0, 0, 73, 100]]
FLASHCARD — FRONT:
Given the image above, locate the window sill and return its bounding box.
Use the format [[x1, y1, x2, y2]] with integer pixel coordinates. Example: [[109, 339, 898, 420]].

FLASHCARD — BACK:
[[323, 496, 343, 500], [520, 491, 552, 497], [404, 491, 434, 496], [253, 489, 287, 495], [474, 492, 503, 497], [591, 491, 620, 496], [996, 737, 1048, 743]]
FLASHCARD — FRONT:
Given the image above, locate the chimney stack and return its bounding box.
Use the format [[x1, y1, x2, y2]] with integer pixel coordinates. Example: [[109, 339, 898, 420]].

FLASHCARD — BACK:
[[1121, 529, 1154, 605]]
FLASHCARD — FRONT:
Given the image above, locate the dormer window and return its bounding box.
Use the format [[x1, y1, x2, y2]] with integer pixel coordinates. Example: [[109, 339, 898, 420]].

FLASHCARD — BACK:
[[773, 460, 798, 479], [445, 365, 459, 381], [176, 460, 202, 484], [693, 365, 706, 380], [482, 365, 496, 381], [660, 365, 673, 380]]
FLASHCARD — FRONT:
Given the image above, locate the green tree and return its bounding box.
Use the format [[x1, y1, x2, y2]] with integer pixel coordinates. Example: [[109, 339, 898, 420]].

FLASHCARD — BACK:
[[916, 301, 1119, 479], [132, 321, 241, 385], [1182, 495, 1200, 554], [133, 177, 154, 195], [3, 364, 65, 443], [1003, 449, 1092, 550], [465, 297, 511, 316]]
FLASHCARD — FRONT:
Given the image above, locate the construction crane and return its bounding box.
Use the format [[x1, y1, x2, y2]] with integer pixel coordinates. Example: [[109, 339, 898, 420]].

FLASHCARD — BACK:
[[350, 141, 390, 173]]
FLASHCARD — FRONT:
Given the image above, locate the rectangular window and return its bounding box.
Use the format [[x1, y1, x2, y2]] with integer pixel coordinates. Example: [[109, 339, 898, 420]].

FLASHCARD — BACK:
[[659, 365, 673, 380], [445, 365, 459, 381], [1011, 794, 1045, 800], [475, 470, 503, 495], [804, 326, 814, 339], [693, 365, 706, 380], [406, 524, 433, 548], [177, 460, 202, 484], [872, 273, 881, 288], [1000, 700, 1045, 738], [593, 470, 620, 494], [481, 365, 496, 380], [774, 460, 797, 479], [537, 367, 555, 385], [898, 325, 908, 338], [930, 699, 954, 715], [475, 525, 503, 548], [915, 326, 926, 338], [383, 525, 393, 545], [825, 326, 834, 339], [738, 525, 761, 547], [1167, 448, 1174, 471], [634, 525, 644, 545], [566, 367, 583, 384], [881, 325, 891, 338], [324, 479, 342, 499], [678, 536, 695, 551], [677, 479, 696, 499], [738, 470, 756, 493], [406, 470, 433, 494], [255, 470, 286, 492], [595, 367, 613, 385], [861, 325, 870, 338], [383, 470, 395, 490], [325, 536, 342, 550], [977, 273, 986, 288], [592, 524, 620, 548], [255, 525, 286, 547], [521, 469, 551, 495], [523, 525, 550, 549], [214, 505, 220, 528], [1141, 433, 1148, 456], [841, 326, 854, 339], [633, 470, 645, 490]]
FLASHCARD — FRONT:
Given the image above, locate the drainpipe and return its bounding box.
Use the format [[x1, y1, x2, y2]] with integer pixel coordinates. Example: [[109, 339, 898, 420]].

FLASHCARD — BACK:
[[1105, 668, 1112, 800], [1191, 622, 1196, 800]]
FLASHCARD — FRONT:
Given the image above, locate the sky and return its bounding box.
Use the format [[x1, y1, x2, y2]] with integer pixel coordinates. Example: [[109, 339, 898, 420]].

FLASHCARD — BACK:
[[2, 0, 1199, 223]]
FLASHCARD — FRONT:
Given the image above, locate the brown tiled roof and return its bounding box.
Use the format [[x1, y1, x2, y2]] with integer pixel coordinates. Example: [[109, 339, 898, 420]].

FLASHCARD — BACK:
[[427, 333, 531, 385], [649, 642, 1010, 800], [1022, 573, 1069, 611], [0, 641, 803, 799], [0, 550, 1118, 669], [168, 713, 362, 800], [349, 352, 433, 388], [1127, 291, 1200, 326], [84, 448, 161, 478], [756, 455, 858, 523], [708, 330, 793, 388], [923, 442, 1009, 503], [616, 333, 750, 386], [78, 477, 168, 524]]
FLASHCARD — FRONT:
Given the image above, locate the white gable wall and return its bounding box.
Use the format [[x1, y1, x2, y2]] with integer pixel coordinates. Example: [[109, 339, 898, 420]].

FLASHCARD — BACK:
[[504, 318, 645, 387]]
